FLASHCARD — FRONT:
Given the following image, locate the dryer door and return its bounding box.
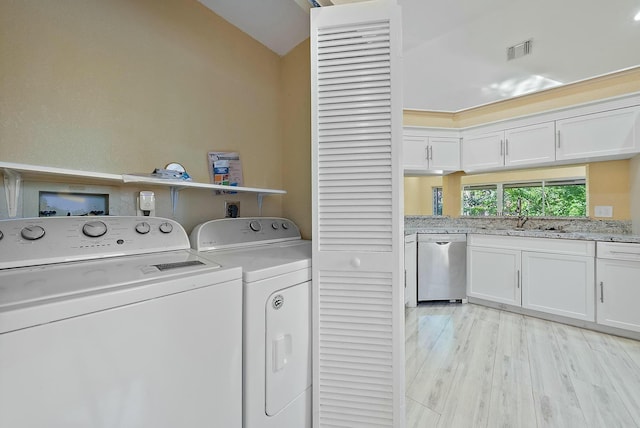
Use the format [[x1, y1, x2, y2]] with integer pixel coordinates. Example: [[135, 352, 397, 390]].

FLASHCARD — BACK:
[[265, 280, 311, 416]]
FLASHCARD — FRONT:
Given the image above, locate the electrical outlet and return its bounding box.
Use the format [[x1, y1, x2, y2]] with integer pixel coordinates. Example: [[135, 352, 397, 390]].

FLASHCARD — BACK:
[[225, 201, 240, 218], [594, 205, 613, 218]]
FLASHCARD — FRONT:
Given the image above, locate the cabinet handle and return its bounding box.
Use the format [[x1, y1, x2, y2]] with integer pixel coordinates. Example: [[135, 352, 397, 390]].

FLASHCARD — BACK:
[[600, 281, 604, 303], [517, 269, 520, 288], [500, 140, 504, 156], [429, 146, 433, 160], [557, 130, 561, 148], [505, 139, 509, 156]]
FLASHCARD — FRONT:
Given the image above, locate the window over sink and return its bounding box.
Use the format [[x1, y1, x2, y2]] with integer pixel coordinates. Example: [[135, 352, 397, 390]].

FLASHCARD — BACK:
[[460, 165, 587, 217]]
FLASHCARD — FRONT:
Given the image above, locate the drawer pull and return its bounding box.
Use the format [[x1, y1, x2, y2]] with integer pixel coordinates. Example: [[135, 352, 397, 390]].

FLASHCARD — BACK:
[[608, 251, 640, 256], [600, 281, 604, 303]]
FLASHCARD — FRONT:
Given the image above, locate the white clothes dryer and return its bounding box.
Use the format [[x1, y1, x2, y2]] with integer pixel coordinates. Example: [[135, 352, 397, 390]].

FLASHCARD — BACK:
[[190, 217, 312, 428], [0, 216, 243, 428]]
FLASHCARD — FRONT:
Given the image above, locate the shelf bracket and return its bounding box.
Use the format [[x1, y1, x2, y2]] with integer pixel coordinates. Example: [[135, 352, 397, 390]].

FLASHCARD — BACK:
[[3, 169, 22, 218], [257, 193, 264, 216], [169, 186, 181, 218]]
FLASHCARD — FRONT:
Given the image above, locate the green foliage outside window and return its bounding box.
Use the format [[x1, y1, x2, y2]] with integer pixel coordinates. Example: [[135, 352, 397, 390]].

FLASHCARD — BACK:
[[462, 187, 498, 216], [463, 181, 586, 217]]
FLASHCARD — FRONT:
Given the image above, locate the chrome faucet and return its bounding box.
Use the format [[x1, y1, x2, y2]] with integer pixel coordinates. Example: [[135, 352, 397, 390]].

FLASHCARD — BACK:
[[516, 198, 528, 229]]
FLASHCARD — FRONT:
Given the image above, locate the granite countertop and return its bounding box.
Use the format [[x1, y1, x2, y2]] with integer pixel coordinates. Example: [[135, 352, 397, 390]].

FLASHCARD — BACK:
[[404, 227, 640, 244]]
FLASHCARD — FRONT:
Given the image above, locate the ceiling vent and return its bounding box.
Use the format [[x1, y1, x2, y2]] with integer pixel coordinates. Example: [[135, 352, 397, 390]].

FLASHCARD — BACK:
[[507, 39, 532, 60]]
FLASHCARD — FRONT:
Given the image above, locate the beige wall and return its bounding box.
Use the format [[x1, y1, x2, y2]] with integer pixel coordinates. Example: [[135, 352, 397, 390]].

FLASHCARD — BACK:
[[631, 155, 640, 233], [404, 176, 442, 215], [281, 40, 312, 239], [587, 160, 630, 220], [0, 0, 284, 230]]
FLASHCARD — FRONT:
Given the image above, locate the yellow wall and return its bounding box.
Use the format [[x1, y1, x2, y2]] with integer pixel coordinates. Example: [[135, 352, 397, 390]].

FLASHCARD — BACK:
[[404, 176, 442, 215], [0, 0, 284, 230], [461, 165, 586, 185], [631, 154, 640, 233], [587, 160, 630, 220], [281, 40, 312, 239]]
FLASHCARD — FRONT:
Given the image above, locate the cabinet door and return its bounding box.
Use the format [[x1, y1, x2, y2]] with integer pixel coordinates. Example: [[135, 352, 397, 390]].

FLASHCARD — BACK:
[[428, 137, 460, 171], [404, 238, 417, 307], [556, 106, 640, 161], [596, 259, 640, 333], [505, 122, 556, 167], [467, 246, 521, 306], [403, 135, 429, 170], [522, 252, 595, 321], [461, 131, 504, 171]]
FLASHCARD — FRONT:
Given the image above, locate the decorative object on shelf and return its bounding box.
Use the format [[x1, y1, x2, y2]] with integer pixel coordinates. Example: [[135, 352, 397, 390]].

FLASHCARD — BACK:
[[208, 152, 242, 194]]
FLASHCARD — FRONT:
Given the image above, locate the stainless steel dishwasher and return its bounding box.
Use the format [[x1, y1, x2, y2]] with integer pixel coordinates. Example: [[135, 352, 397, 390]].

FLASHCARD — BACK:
[[418, 234, 467, 301]]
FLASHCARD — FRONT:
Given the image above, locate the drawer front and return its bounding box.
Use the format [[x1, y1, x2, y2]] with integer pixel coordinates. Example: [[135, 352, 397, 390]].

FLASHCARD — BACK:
[[597, 242, 640, 261], [468, 234, 595, 256]]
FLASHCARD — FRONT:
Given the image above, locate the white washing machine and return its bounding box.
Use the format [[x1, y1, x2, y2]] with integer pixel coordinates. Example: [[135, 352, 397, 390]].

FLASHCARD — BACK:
[[0, 216, 243, 428], [190, 217, 312, 428]]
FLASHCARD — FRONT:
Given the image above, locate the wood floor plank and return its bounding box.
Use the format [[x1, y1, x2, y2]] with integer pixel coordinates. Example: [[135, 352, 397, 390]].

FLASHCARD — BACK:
[[487, 311, 537, 428], [435, 316, 499, 428], [406, 303, 640, 428], [406, 396, 441, 428], [524, 316, 587, 428], [406, 304, 478, 413], [405, 305, 457, 387], [552, 323, 615, 388], [592, 347, 640, 426]]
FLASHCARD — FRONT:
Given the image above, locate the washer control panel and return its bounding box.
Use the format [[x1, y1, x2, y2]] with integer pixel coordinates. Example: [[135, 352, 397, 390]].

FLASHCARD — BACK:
[[0, 216, 189, 269], [190, 217, 301, 251]]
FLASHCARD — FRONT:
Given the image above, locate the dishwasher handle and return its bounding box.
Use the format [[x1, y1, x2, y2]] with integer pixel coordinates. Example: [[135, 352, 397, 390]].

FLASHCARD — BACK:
[[435, 242, 451, 245]]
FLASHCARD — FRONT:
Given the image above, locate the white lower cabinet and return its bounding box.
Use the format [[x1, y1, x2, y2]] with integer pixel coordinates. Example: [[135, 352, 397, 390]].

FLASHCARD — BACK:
[[467, 235, 595, 321], [467, 246, 521, 306], [521, 251, 595, 321], [404, 234, 417, 308], [596, 242, 640, 333]]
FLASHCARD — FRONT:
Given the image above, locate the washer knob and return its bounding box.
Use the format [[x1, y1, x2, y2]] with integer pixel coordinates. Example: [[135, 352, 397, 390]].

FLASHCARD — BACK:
[[159, 222, 173, 234], [281, 222, 289, 230], [135, 222, 151, 234], [271, 222, 279, 230], [82, 221, 107, 238], [249, 220, 261, 232], [0, 230, 3, 241], [21, 225, 46, 241]]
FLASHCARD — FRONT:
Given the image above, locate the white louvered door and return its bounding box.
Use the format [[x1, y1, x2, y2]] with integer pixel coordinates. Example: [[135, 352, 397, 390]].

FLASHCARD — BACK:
[[311, 2, 404, 427]]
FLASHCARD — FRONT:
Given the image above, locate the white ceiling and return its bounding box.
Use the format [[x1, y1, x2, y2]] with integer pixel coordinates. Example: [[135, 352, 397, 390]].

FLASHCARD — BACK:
[[198, 0, 640, 112]]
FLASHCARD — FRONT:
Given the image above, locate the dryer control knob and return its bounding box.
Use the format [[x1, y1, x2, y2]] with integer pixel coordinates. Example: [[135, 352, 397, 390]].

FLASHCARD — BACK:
[[135, 222, 151, 234], [281, 222, 289, 230], [0, 230, 3, 241], [21, 225, 45, 241], [271, 222, 279, 230], [159, 222, 173, 234], [249, 220, 262, 232], [82, 221, 107, 238]]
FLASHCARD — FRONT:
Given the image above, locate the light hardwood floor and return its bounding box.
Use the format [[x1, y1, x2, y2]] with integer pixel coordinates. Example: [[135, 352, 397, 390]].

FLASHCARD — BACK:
[[405, 303, 640, 428]]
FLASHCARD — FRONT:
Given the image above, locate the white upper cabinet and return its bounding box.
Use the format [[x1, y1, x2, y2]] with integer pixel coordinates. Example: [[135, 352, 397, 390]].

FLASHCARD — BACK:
[[505, 122, 556, 167], [403, 134, 429, 170], [556, 106, 640, 161], [461, 131, 504, 171], [403, 128, 460, 173], [462, 122, 555, 172]]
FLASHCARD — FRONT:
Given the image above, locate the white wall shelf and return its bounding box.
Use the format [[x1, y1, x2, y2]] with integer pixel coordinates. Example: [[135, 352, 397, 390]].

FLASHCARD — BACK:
[[0, 161, 286, 218]]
